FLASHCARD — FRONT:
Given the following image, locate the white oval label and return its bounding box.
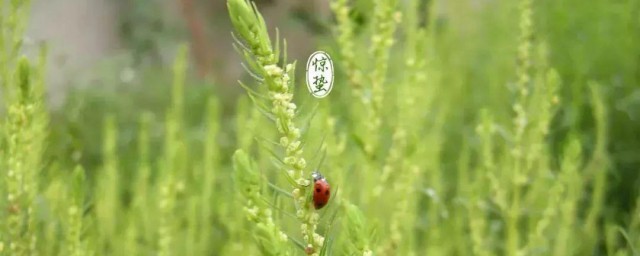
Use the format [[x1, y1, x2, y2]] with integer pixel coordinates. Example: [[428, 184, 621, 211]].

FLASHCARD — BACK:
[[305, 51, 334, 98]]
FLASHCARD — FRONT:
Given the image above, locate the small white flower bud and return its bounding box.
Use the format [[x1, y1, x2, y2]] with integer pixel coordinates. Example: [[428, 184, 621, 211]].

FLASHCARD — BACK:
[[280, 137, 289, 147], [245, 206, 259, 219], [291, 128, 301, 139], [311, 212, 319, 222], [279, 231, 288, 242], [295, 159, 307, 169], [284, 157, 296, 165], [264, 65, 282, 76], [273, 93, 285, 100], [314, 233, 325, 246], [287, 141, 300, 153], [286, 109, 295, 118]]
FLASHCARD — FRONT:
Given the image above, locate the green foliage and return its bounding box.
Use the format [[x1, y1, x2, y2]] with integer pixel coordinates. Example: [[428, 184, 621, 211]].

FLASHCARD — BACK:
[[233, 149, 291, 255], [1, 0, 639, 255], [228, 0, 325, 253]]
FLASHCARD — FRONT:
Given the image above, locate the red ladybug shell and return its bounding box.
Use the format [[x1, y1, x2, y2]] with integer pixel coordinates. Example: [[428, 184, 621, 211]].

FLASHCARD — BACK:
[[312, 171, 330, 209]]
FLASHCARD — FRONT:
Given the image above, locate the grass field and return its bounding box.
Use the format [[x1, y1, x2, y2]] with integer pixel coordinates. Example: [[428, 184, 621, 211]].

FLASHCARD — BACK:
[[1, 0, 639, 255]]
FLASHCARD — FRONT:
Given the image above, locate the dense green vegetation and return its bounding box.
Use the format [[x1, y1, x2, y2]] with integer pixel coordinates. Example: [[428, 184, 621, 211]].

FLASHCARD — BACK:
[[1, 0, 639, 255]]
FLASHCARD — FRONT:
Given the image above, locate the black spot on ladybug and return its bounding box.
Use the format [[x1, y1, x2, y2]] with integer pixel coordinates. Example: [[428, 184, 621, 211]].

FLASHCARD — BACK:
[[325, 190, 329, 196], [316, 188, 321, 193]]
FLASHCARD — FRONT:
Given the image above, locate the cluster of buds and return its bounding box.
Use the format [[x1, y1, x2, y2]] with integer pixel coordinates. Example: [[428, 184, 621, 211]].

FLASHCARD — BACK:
[[228, 0, 323, 253]]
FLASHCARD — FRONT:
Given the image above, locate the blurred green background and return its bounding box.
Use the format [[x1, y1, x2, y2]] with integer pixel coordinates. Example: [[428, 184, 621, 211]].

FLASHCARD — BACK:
[[32, 0, 332, 169], [2, 0, 639, 255], [37, 0, 639, 217]]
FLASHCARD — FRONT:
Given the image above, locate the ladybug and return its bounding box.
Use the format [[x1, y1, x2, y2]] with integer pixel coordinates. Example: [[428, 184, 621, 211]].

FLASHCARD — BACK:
[[311, 171, 331, 209]]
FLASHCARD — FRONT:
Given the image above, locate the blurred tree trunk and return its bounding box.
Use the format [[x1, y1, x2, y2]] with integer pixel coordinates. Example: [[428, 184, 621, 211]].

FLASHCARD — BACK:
[[179, 0, 214, 79]]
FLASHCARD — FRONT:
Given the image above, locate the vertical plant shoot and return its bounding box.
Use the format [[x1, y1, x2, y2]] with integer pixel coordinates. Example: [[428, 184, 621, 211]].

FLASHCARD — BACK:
[[227, 0, 323, 254]]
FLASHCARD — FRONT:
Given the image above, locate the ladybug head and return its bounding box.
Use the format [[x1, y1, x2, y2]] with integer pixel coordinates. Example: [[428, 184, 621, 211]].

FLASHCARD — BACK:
[[311, 171, 325, 182]]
